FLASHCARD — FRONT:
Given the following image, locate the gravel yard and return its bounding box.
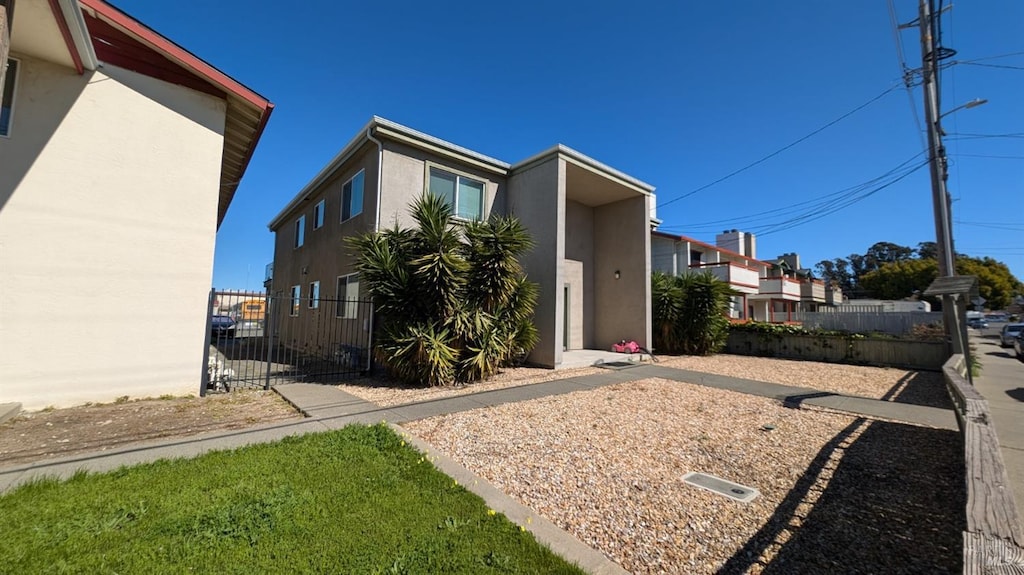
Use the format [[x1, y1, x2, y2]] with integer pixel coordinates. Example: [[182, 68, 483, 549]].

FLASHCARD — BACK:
[[655, 354, 950, 408], [404, 378, 964, 574], [340, 353, 951, 411]]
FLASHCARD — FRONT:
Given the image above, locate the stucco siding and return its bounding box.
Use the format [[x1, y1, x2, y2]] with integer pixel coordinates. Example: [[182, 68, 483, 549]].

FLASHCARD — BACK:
[[593, 196, 652, 350], [564, 201, 595, 348], [0, 57, 226, 409], [508, 157, 564, 368], [651, 234, 678, 275], [378, 140, 507, 229]]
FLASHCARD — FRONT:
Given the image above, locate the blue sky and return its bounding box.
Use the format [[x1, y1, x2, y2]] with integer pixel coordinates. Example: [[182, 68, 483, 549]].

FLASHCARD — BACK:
[[115, 0, 1022, 291]]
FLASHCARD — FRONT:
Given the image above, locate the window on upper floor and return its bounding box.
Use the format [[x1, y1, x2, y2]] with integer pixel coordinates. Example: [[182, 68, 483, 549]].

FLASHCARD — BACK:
[[336, 273, 360, 318], [1, 59, 19, 138], [427, 167, 484, 221], [313, 199, 325, 230], [294, 215, 305, 248], [342, 170, 364, 222]]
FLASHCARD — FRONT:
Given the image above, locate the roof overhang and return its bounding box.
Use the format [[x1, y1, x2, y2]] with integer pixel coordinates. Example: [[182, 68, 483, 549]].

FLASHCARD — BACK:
[[651, 230, 772, 267], [513, 144, 655, 196], [924, 275, 980, 298], [76, 0, 273, 228]]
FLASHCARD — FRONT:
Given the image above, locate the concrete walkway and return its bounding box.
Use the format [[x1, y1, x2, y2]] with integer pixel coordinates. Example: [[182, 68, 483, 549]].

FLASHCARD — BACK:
[[0, 362, 959, 575], [970, 333, 1024, 512]]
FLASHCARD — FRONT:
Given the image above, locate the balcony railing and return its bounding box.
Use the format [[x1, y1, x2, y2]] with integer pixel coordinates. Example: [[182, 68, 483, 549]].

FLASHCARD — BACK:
[[751, 277, 802, 300], [690, 262, 761, 292], [800, 279, 826, 303]]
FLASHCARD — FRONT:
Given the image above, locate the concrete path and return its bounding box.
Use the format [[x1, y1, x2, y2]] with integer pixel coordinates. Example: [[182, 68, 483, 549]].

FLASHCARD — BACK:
[[0, 403, 21, 426], [971, 333, 1024, 512]]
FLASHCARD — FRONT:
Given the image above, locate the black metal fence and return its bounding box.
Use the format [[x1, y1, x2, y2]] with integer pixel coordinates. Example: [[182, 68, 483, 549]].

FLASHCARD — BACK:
[[202, 289, 374, 394]]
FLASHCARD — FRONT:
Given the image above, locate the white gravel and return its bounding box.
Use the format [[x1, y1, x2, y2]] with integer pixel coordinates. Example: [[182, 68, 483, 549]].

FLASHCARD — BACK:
[[404, 378, 963, 574]]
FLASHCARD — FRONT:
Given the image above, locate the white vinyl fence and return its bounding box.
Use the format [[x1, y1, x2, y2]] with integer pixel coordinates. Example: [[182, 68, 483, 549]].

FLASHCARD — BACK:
[[795, 310, 942, 335]]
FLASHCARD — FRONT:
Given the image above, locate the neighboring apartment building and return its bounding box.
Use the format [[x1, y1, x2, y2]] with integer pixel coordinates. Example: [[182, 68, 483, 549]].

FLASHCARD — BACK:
[[0, 0, 272, 409], [652, 230, 839, 322], [652, 229, 770, 320], [268, 117, 654, 369]]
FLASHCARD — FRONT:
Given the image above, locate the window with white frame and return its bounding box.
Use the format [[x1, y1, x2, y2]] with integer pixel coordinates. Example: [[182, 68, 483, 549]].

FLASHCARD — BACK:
[[341, 170, 364, 222], [308, 281, 320, 309], [290, 285, 301, 316], [313, 199, 325, 230], [294, 215, 305, 248], [1, 59, 19, 138], [427, 167, 484, 221], [336, 274, 360, 318]]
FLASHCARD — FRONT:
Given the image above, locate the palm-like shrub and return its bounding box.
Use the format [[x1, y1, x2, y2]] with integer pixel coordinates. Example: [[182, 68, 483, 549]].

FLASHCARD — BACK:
[[652, 270, 737, 355], [348, 194, 538, 387]]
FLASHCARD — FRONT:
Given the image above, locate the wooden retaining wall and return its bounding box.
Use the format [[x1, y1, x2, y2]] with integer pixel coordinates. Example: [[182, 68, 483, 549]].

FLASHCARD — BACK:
[[725, 332, 948, 370], [942, 354, 1024, 574]]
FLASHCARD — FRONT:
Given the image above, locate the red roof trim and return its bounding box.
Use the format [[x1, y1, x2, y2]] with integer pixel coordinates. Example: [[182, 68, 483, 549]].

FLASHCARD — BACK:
[[78, 0, 270, 110], [48, 0, 84, 73]]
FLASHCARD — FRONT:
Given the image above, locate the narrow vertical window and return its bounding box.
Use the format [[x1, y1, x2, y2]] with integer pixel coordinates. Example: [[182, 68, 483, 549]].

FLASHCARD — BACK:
[[308, 281, 320, 309], [1, 59, 19, 137], [294, 215, 305, 248], [313, 200, 325, 229], [290, 285, 301, 316], [342, 170, 365, 222]]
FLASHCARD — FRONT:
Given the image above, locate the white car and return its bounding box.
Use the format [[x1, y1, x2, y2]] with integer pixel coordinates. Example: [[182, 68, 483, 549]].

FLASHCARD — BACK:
[[1000, 323, 1024, 347]]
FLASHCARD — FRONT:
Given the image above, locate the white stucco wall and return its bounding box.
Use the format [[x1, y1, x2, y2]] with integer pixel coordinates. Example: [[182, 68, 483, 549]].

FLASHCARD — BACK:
[[0, 56, 226, 409]]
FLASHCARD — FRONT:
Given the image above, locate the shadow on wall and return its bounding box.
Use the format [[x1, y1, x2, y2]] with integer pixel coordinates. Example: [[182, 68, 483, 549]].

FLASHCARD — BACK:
[[716, 418, 964, 575], [0, 61, 86, 213]]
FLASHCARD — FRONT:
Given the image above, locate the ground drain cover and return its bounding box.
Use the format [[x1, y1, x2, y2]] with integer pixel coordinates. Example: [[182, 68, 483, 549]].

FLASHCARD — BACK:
[[682, 472, 760, 503], [595, 361, 642, 370]]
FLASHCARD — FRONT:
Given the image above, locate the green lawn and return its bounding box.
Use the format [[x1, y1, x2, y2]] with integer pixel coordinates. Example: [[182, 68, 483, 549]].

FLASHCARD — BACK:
[[0, 424, 584, 574]]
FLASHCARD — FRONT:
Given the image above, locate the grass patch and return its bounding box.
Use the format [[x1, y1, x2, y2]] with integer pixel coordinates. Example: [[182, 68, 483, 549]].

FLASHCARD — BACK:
[[0, 425, 583, 574]]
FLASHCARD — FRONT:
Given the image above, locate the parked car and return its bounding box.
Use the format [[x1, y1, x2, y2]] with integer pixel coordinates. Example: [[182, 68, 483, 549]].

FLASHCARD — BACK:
[[1000, 323, 1024, 347], [1015, 332, 1024, 361], [211, 315, 236, 338], [968, 318, 989, 329]]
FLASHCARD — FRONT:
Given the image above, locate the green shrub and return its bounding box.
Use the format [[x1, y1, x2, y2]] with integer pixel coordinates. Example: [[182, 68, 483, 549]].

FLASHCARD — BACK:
[[348, 195, 538, 387], [652, 271, 736, 355]]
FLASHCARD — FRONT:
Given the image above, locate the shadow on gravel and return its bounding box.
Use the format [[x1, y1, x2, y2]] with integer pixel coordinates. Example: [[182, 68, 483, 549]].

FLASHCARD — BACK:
[[879, 371, 953, 409], [717, 418, 964, 575]]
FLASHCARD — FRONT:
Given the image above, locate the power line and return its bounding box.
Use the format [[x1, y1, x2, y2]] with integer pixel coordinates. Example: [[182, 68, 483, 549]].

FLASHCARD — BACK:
[[658, 84, 901, 208], [954, 153, 1024, 159], [887, 0, 928, 152], [657, 153, 927, 234], [959, 61, 1024, 71], [956, 50, 1024, 63]]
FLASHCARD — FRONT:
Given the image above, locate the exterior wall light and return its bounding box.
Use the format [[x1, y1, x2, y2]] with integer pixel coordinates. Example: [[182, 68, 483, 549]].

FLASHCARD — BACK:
[[614, 270, 621, 280]]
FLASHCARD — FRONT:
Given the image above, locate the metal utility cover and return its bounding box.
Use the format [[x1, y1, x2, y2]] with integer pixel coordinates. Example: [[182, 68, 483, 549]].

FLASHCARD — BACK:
[[682, 472, 760, 503], [595, 361, 641, 370]]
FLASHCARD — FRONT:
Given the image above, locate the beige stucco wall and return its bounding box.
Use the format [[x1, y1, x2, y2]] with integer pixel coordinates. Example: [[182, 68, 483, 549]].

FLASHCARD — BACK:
[[0, 56, 226, 410], [378, 140, 507, 229], [563, 259, 584, 349], [508, 157, 564, 368], [593, 196, 652, 349], [564, 201, 595, 348]]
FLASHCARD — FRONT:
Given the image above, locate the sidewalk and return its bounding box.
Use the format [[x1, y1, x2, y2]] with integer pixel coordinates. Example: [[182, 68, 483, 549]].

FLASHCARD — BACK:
[[970, 333, 1024, 511]]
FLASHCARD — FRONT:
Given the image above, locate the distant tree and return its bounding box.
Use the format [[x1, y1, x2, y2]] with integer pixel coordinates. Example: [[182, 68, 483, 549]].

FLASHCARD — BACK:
[[814, 258, 855, 293], [859, 259, 938, 302], [865, 241, 915, 265], [916, 241, 937, 261], [956, 257, 1022, 310]]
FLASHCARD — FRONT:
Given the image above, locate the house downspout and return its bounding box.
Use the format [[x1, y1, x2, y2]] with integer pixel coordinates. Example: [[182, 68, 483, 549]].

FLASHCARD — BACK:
[[363, 127, 384, 373]]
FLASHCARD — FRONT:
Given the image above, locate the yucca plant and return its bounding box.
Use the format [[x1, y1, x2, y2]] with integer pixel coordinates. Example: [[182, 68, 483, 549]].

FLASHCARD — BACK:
[[348, 194, 538, 387], [651, 270, 737, 355]]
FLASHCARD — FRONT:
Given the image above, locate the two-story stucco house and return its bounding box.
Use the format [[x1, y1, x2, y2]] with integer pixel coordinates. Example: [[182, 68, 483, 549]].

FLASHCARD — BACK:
[[268, 117, 654, 369], [0, 0, 272, 409]]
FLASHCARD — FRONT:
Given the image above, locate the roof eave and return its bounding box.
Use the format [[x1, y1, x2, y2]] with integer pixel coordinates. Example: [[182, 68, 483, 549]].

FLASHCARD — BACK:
[[512, 144, 655, 195]]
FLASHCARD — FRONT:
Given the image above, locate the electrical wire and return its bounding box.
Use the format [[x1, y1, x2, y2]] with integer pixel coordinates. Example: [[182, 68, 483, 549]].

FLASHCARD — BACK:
[[657, 152, 927, 234], [658, 84, 902, 208], [959, 62, 1024, 71], [887, 0, 928, 152]]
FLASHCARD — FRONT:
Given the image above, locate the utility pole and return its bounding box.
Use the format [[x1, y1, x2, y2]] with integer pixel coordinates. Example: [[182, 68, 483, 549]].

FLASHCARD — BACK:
[[917, 0, 967, 358]]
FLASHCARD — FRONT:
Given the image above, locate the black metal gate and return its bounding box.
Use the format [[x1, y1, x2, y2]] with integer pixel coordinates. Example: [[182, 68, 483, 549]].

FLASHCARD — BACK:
[[202, 289, 374, 394]]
